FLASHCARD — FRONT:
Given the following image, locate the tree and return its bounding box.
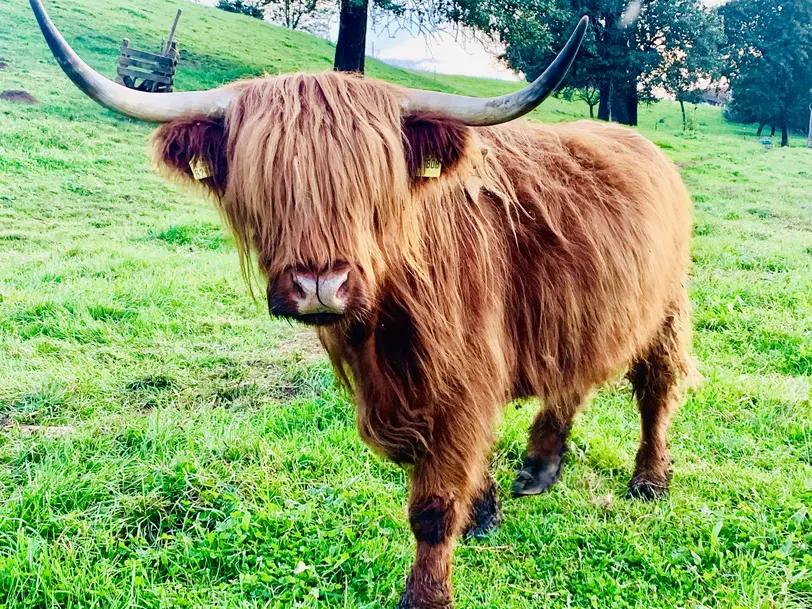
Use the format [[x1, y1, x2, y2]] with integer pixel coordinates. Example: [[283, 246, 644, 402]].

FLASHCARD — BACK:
[[449, 0, 722, 126], [721, 0, 812, 146], [724, 68, 781, 136], [600, 0, 722, 126], [561, 83, 600, 117], [647, 1, 724, 130]]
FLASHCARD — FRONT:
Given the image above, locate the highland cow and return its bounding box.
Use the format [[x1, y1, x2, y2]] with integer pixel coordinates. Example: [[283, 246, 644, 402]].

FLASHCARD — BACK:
[[32, 2, 693, 606]]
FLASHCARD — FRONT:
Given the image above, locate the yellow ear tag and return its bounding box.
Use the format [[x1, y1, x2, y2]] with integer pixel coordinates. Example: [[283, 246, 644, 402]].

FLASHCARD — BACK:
[[189, 156, 212, 180], [416, 156, 442, 178]]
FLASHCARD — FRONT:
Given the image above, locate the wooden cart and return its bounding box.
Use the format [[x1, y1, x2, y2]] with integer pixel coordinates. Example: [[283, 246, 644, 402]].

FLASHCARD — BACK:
[[115, 10, 181, 93]]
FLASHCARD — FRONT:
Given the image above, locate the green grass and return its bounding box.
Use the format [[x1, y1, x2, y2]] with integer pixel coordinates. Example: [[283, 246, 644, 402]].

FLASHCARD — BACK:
[[1, 0, 811, 607]]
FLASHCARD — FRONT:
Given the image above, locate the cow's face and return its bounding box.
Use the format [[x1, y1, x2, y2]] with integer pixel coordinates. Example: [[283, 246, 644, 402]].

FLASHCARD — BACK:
[[34, 0, 585, 328], [31, 0, 584, 328], [153, 75, 471, 327]]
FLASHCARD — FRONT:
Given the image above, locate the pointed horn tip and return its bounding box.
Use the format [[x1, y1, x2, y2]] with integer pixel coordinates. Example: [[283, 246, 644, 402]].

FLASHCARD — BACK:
[[577, 16, 590, 37], [569, 16, 590, 46], [401, 15, 591, 126]]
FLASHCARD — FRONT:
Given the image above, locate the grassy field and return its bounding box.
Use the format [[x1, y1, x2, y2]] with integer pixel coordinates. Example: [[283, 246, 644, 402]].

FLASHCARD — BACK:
[[1, 0, 811, 607]]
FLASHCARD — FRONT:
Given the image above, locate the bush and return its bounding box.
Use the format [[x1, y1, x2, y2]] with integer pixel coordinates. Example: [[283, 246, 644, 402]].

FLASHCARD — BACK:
[[216, 0, 264, 19]]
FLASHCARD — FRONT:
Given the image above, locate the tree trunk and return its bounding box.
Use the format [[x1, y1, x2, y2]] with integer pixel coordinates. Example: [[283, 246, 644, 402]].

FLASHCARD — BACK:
[[610, 88, 628, 125], [334, 0, 368, 73], [611, 87, 637, 126], [626, 91, 638, 127], [588, 103, 595, 119], [680, 100, 686, 130], [597, 81, 611, 121], [771, 124, 776, 137], [757, 123, 765, 136], [780, 113, 789, 147]]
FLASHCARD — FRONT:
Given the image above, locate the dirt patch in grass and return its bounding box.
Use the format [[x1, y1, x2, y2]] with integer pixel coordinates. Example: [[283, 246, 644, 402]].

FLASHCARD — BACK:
[[0, 89, 38, 104], [274, 326, 323, 361], [126, 375, 176, 392], [18, 424, 76, 437], [0, 416, 76, 437]]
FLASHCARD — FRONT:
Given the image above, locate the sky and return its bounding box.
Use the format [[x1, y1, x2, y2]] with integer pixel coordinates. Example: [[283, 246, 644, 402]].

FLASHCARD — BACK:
[[360, 0, 727, 80], [335, 16, 519, 81], [192, 0, 725, 81]]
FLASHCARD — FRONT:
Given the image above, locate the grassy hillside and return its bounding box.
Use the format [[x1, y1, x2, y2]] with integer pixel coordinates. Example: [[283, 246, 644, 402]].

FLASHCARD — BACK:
[[0, 0, 811, 608]]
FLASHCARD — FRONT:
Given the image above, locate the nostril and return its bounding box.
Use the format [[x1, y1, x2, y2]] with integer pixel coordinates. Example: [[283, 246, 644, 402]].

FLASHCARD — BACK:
[[317, 268, 350, 305], [334, 276, 349, 300], [292, 271, 318, 298], [291, 279, 306, 299]]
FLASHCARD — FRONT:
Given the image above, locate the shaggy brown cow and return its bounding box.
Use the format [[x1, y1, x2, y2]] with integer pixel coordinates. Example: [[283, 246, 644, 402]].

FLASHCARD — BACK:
[[32, 2, 693, 607]]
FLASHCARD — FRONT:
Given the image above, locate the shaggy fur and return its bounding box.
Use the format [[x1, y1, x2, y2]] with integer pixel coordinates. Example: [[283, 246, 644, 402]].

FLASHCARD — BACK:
[[152, 71, 693, 609]]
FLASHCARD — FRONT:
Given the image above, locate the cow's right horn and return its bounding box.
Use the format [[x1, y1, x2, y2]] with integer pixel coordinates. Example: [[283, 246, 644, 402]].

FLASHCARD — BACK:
[[404, 16, 589, 126], [30, 0, 235, 123]]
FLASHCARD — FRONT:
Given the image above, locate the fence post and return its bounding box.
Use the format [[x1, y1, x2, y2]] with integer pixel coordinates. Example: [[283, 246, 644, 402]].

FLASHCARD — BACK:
[[163, 10, 182, 56], [808, 105, 812, 149], [115, 39, 129, 85]]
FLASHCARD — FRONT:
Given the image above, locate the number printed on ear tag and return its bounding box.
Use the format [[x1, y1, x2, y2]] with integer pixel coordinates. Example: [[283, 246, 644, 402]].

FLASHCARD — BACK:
[[417, 156, 442, 178], [189, 156, 212, 180]]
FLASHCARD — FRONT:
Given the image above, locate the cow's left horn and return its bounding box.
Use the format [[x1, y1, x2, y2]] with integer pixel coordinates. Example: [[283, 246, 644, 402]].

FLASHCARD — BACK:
[[30, 0, 235, 122], [404, 16, 589, 126]]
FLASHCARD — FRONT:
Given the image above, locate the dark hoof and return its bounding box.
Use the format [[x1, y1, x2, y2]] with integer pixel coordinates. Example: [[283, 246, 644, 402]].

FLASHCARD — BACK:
[[463, 481, 501, 540], [627, 475, 669, 500], [511, 455, 563, 497]]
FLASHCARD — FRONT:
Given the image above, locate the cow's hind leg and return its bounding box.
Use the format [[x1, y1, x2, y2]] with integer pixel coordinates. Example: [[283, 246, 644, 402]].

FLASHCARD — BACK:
[[511, 393, 585, 497], [627, 299, 691, 500]]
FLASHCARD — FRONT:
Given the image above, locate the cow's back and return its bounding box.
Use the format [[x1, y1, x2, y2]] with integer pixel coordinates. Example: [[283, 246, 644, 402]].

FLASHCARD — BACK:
[[479, 120, 692, 401]]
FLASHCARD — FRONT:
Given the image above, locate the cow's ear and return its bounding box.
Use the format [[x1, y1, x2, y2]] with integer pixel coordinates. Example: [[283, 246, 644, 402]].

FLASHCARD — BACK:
[[402, 113, 470, 182], [152, 118, 228, 195]]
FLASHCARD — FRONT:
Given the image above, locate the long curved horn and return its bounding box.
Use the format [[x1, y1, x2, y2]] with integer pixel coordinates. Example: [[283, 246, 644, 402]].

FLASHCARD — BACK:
[[30, 0, 234, 123], [404, 16, 589, 126]]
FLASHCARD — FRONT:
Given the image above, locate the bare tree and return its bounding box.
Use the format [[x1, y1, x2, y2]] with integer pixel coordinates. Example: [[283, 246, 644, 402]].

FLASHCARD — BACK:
[[262, 0, 335, 36]]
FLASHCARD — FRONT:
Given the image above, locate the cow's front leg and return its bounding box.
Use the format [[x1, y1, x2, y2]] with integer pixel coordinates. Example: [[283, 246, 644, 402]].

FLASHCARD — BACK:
[[397, 445, 486, 609], [462, 474, 501, 540]]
